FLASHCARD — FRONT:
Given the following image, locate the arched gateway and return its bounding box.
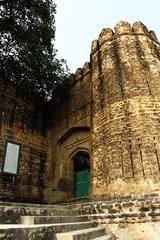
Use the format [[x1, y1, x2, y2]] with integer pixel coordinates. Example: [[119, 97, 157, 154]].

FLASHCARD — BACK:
[[73, 151, 90, 197]]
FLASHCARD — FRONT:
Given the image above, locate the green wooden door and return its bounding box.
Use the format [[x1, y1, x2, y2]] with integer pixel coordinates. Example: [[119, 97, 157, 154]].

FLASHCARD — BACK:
[[74, 170, 90, 197]]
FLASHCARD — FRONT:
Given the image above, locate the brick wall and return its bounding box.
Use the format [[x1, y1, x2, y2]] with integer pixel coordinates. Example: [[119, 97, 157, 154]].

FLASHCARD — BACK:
[[0, 81, 49, 203], [47, 63, 91, 201], [1, 21, 160, 205], [91, 21, 160, 196]]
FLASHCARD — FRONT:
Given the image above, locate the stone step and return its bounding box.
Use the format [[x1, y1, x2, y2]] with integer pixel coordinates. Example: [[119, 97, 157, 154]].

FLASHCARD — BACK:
[[56, 226, 106, 240], [0, 222, 96, 239], [0, 207, 80, 224], [20, 215, 89, 224], [0, 202, 67, 209], [0, 206, 79, 215], [92, 235, 114, 240]]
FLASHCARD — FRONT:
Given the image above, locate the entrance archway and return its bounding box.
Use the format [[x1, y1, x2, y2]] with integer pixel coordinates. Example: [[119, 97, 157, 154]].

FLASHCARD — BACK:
[[73, 151, 90, 198]]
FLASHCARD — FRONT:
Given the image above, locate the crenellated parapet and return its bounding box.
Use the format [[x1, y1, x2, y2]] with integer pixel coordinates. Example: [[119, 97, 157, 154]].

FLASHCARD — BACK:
[[74, 62, 91, 84], [91, 21, 159, 49]]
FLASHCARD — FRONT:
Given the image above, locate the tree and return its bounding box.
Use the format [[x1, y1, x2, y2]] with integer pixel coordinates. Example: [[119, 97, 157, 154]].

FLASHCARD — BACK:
[[0, 0, 70, 100]]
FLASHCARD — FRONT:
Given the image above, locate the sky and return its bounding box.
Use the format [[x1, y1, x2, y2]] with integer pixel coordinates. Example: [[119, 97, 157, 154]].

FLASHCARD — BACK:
[[54, 0, 160, 73]]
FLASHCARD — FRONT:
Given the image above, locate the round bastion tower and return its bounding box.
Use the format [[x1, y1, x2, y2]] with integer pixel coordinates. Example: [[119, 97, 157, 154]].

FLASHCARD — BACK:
[[91, 21, 160, 196]]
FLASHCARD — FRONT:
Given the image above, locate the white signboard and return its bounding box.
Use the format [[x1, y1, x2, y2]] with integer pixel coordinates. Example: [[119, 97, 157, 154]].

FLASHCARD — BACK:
[[3, 142, 20, 174]]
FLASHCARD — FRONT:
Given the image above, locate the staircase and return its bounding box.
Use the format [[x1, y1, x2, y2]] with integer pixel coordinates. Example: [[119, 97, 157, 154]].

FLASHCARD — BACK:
[[0, 202, 114, 239]]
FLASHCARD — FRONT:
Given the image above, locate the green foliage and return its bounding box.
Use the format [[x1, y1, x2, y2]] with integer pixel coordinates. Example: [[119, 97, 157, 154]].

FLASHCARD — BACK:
[[0, 0, 70, 100]]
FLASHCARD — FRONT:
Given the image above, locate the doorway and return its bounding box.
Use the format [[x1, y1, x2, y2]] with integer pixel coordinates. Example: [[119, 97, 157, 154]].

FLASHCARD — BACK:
[[73, 151, 90, 198]]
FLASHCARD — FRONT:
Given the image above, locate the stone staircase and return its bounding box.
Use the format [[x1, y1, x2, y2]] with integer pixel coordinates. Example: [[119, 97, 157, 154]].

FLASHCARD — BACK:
[[0, 202, 114, 240]]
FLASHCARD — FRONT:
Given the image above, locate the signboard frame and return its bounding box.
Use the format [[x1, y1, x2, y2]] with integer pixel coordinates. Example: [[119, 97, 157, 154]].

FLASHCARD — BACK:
[[2, 141, 21, 175]]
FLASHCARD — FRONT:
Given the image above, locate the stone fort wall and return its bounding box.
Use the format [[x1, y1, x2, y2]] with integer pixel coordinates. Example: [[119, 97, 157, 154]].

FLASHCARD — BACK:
[[0, 20, 160, 240], [0, 80, 49, 203], [0, 21, 160, 205], [0, 63, 92, 202], [47, 63, 91, 201], [91, 21, 160, 197]]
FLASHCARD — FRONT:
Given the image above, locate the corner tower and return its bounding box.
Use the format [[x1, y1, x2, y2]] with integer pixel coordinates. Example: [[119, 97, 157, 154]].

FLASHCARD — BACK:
[[91, 21, 160, 196]]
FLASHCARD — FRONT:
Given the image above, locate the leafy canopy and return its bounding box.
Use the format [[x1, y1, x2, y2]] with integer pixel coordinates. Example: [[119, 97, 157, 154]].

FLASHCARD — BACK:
[[0, 0, 71, 100]]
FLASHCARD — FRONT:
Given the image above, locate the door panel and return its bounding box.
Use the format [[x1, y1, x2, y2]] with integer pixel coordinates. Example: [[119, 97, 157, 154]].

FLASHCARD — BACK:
[[74, 170, 90, 197]]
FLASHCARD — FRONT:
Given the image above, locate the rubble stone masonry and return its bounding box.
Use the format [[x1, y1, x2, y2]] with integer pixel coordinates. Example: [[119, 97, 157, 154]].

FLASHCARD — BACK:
[[0, 81, 49, 203], [91, 21, 160, 196], [1, 20, 160, 239], [1, 21, 160, 203], [47, 63, 91, 201]]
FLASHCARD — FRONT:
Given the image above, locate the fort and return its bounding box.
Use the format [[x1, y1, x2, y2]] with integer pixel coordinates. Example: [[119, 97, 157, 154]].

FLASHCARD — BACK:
[[0, 21, 160, 239]]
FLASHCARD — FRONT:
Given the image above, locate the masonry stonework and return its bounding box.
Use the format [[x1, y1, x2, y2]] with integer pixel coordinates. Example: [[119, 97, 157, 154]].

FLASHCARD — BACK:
[[47, 62, 91, 201], [0, 81, 49, 203], [1, 21, 160, 239], [91, 21, 160, 196]]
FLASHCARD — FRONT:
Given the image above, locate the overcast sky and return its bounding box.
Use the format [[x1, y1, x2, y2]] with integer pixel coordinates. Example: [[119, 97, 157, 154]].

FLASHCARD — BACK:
[[54, 0, 160, 73]]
